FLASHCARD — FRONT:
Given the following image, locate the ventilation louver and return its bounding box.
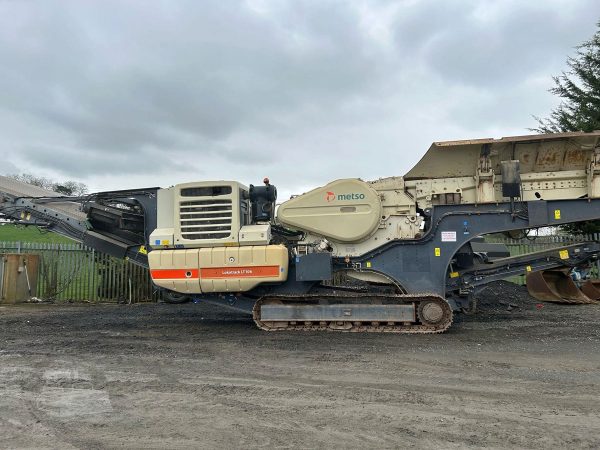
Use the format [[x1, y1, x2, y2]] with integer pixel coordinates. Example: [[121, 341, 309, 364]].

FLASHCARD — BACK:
[[179, 198, 232, 240]]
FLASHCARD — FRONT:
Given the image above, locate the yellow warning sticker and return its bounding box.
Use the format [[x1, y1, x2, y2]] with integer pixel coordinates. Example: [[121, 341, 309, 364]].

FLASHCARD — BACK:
[[554, 209, 561, 220], [161, 240, 170, 245], [526, 265, 532, 272], [366, 261, 372, 268], [450, 271, 459, 278], [139, 245, 148, 255], [559, 249, 569, 260], [434, 247, 441, 257]]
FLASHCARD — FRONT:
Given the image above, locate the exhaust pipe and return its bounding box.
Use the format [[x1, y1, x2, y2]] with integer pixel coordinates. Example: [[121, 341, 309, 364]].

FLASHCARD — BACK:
[[526, 270, 597, 304]]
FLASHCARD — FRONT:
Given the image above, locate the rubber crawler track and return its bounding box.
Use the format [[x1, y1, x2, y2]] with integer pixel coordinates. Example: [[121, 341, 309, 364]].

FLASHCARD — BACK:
[[253, 292, 453, 333]]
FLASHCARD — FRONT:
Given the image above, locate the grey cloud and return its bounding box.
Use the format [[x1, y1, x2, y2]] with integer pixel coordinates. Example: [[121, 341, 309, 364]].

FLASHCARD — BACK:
[[21, 144, 194, 176], [393, 0, 600, 87], [0, 158, 18, 176], [0, 0, 598, 190], [0, 0, 395, 178]]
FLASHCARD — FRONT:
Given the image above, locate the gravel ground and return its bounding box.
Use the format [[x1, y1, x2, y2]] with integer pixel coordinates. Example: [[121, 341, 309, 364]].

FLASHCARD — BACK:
[[0, 281, 599, 449]]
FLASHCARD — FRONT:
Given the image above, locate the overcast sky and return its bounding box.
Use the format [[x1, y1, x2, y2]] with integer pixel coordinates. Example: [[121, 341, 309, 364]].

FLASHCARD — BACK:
[[1, 0, 599, 198]]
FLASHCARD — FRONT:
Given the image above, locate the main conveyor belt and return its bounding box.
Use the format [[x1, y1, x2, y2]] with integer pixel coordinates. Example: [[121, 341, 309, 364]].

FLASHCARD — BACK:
[[0, 175, 86, 221]]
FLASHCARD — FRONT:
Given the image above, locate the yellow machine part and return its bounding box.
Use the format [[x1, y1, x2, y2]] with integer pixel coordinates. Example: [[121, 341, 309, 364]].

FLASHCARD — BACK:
[[277, 178, 382, 242], [149, 245, 289, 294]]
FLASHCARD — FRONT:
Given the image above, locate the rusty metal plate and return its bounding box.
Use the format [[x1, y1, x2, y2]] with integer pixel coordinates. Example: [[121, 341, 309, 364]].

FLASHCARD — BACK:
[[526, 270, 596, 304], [534, 145, 564, 172], [581, 280, 600, 301]]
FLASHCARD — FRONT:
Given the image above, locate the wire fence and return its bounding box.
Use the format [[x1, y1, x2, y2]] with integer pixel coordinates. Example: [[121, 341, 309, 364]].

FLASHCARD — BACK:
[[2, 234, 599, 301], [487, 233, 600, 284], [488, 233, 600, 252], [0, 241, 159, 303]]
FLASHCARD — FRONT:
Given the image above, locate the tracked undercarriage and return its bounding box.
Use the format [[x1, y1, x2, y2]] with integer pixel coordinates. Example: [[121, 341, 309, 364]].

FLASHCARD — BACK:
[[253, 292, 453, 333]]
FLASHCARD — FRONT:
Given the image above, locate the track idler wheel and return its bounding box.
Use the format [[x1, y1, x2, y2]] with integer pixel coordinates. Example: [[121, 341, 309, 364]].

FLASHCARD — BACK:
[[417, 300, 446, 327], [526, 270, 597, 304]]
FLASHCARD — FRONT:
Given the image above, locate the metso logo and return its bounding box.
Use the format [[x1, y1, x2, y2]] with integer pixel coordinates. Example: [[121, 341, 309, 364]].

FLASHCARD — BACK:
[[325, 191, 366, 202]]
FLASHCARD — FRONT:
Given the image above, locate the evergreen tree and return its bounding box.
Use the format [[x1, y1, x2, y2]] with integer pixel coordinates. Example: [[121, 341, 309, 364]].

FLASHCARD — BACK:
[[534, 22, 600, 133], [534, 23, 600, 235]]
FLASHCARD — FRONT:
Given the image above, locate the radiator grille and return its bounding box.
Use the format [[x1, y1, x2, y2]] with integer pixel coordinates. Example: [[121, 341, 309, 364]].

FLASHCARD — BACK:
[[179, 199, 232, 240]]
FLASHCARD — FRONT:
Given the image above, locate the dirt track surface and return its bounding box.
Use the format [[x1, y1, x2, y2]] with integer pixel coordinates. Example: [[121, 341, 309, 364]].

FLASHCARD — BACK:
[[1, 282, 599, 449]]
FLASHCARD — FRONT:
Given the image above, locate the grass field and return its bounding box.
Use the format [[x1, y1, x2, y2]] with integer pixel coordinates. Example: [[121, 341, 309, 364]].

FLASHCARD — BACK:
[[0, 224, 73, 243]]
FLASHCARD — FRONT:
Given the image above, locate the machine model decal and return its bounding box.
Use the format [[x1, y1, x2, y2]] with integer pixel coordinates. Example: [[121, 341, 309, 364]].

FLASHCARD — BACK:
[[199, 265, 280, 279]]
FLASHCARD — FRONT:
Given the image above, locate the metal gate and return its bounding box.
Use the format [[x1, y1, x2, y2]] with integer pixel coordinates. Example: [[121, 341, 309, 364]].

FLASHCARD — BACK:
[[0, 241, 159, 302]]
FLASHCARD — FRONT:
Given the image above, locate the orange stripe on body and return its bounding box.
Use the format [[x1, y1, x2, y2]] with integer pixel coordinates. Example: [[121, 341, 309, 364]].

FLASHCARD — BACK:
[[200, 265, 280, 279], [150, 269, 199, 280]]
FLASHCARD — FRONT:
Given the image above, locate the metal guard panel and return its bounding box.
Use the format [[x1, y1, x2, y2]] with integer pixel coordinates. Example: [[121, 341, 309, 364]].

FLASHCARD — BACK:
[[260, 304, 415, 322], [277, 178, 382, 242], [405, 131, 600, 180], [148, 245, 289, 294]]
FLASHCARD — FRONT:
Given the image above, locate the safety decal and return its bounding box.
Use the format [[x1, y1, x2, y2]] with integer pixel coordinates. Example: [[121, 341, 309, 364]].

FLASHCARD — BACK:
[[441, 231, 457, 242]]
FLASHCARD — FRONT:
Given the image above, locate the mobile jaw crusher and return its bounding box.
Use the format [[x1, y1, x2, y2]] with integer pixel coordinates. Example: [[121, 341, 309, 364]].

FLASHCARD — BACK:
[[2, 131, 600, 332]]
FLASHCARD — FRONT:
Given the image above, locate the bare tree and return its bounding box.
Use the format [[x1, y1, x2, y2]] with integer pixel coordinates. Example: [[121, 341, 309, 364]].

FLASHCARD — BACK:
[[8, 173, 88, 196]]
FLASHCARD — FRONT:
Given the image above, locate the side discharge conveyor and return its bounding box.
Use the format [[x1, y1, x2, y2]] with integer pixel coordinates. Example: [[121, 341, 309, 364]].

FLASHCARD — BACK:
[[2, 132, 600, 333]]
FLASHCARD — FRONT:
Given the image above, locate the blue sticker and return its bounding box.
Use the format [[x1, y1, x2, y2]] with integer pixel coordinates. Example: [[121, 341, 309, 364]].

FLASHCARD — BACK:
[[155, 239, 160, 245]]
